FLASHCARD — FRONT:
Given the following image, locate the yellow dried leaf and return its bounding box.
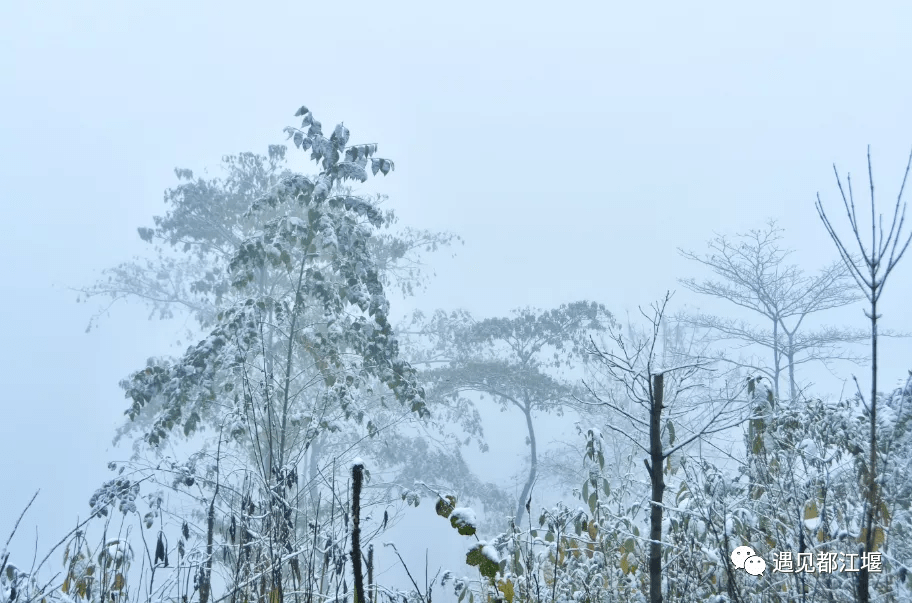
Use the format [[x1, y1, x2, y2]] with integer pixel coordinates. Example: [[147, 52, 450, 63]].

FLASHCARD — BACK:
[[880, 502, 891, 525], [587, 522, 598, 540], [497, 579, 515, 603], [858, 527, 886, 551], [875, 527, 885, 550], [804, 502, 818, 521]]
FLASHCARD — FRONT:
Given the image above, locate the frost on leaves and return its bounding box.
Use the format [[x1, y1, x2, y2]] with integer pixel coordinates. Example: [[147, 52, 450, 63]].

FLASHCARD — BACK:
[[120, 105, 426, 449], [88, 478, 139, 517]]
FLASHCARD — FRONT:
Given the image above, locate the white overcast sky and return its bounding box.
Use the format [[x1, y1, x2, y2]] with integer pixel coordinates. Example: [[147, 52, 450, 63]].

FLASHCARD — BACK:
[[2, 0, 911, 581]]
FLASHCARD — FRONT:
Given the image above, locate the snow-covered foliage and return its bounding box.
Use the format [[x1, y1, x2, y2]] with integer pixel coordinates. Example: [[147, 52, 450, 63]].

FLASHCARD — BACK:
[[427, 372, 911, 603], [77, 111, 477, 536], [660, 373, 912, 602], [402, 302, 615, 527], [7, 104, 910, 603], [47, 104, 465, 603]]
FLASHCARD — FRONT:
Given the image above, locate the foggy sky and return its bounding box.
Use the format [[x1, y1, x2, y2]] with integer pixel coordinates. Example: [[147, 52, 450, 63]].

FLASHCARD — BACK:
[[2, 0, 911, 586]]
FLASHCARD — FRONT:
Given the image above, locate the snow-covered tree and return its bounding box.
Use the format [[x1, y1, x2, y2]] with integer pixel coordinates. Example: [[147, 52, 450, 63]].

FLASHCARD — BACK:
[[403, 301, 614, 527], [581, 292, 751, 603], [678, 219, 873, 403], [816, 145, 912, 603], [75, 104, 449, 603]]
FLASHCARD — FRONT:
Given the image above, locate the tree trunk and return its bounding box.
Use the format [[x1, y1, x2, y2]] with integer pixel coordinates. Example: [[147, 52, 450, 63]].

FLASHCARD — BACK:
[[306, 434, 325, 507], [200, 439, 222, 603], [200, 496, 216, 603], [367, 544, 374, 603], [858, 297, 879, 603], [772, 319, 781, 401], [787, 332, 797, 402], [515, 402, 537, 526], [649, 373, 665, 603]]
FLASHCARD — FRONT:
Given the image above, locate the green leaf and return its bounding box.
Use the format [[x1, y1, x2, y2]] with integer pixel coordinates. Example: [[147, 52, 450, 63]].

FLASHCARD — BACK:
[[435, 496, 456, 519], [466, 545, 498, 580], [450, 512, 476, 536]]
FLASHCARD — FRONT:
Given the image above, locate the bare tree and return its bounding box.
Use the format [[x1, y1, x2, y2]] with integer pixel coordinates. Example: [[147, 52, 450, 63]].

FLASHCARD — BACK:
[[678, 219, 871, 402], [815, 145, 912, 603], [580, 292, 750, 603]]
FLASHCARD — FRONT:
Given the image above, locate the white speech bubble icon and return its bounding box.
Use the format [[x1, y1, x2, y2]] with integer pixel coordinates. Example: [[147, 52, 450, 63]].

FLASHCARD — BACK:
[[730, 546, 756, 569], [744, 555, 766, 576]]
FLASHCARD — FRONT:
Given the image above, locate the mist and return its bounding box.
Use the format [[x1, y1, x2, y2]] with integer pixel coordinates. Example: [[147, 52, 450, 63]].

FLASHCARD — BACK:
[[2, 2, 911, 602]]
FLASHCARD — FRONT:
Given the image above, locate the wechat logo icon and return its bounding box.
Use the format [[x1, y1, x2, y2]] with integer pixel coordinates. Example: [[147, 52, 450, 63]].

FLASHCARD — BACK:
[[731, 546, 766, 576]]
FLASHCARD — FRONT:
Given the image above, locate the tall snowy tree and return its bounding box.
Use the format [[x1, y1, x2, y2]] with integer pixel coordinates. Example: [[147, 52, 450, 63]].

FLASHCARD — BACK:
[[403, 301, 614, 527], [78, 133, 467, 493], [678, 219, 872, 402], [816, 146, 912, 603], [79, 105, 448, 603]]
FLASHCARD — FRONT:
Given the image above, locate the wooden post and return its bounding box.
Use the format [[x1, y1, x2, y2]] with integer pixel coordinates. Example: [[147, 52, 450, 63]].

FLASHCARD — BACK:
[[351, 464, 366, 603], [649, 373, 665, 603]]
